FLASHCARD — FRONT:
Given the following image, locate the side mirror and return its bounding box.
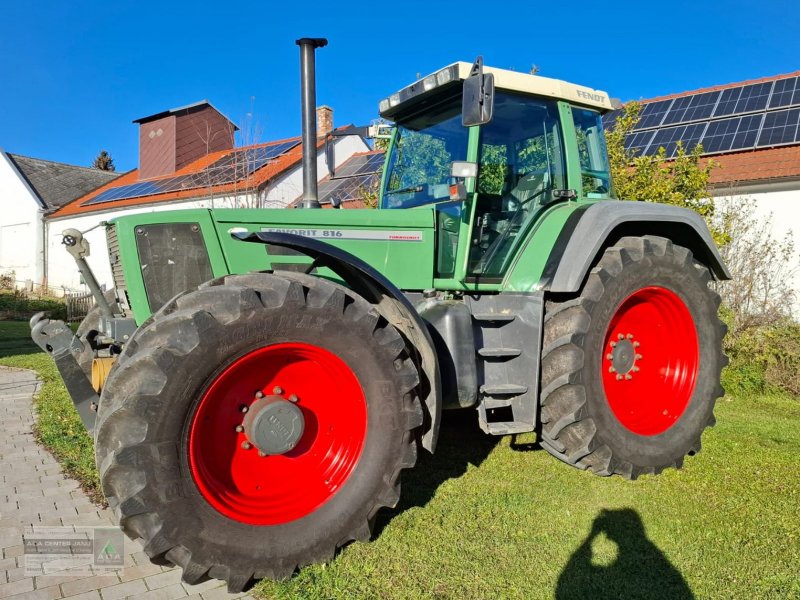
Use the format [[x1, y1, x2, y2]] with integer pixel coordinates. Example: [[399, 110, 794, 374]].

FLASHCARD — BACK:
[[462, 56, 495, 127]]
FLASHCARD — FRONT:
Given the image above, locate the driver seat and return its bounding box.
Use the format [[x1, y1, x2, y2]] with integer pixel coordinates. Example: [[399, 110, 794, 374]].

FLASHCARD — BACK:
[[507, 171, 549, 209]]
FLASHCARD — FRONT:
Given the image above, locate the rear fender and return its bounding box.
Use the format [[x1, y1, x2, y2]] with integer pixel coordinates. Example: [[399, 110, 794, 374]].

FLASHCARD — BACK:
[[236, 231, 442, 453], [544, 201, 731, 293]]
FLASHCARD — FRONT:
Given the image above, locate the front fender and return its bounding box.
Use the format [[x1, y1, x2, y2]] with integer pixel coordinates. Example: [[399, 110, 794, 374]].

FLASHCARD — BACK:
[[236, 231, 442, 453], [544, 201, 731, 293]]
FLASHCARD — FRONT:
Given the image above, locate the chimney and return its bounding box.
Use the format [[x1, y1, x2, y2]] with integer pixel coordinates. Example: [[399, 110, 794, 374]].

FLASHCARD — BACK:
[[317, 106, 333, 137], [133, 101, 238, 180]]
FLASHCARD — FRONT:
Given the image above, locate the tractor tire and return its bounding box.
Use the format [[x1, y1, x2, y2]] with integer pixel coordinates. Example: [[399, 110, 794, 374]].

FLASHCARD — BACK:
[[539, 235, 726, 479], [94, 272, 423, 592], [75, 289, 119, 380]]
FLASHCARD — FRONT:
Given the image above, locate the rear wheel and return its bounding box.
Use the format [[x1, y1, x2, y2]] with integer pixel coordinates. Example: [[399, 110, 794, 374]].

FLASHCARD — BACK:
[[94, 273, 422, 591], [539, 236, 726, 479]]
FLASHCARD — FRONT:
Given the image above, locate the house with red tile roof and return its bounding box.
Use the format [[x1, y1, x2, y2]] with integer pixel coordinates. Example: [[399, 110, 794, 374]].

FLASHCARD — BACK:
[[40, 101, 370, 291], [606, 71, 800, 312]]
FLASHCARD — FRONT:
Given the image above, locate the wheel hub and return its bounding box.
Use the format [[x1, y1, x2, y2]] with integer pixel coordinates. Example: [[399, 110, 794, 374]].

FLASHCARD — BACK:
[[610, 338, 636, 375], [242, 395, 305, 456]]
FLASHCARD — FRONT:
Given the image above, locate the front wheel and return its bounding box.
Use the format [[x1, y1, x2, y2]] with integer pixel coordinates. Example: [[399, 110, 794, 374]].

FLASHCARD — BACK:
[[94, 273, 423, 591], [539, 236, 726, 479]]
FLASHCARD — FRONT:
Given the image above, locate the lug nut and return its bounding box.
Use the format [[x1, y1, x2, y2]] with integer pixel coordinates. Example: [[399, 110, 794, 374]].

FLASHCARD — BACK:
[[606, 353, 613, 360], [625, 374, 633, 380], [610, 341, 617, 348], [616, 374, 623, 381], [618, 334, 624, 340], [633, 366, 640, 372], [235, 425, 244, 433], [255, 391, 264, 399], [272, 386, 283, 395], [241, 441, 252, 450], [258, 451, 267, 457], [636, 354, 643, 360], [288, 394, 299, 403], [240, 405, 249, 413], [626, 334, 634, 339], [609, 366, 616, 373], [633, 341, 640, 348]]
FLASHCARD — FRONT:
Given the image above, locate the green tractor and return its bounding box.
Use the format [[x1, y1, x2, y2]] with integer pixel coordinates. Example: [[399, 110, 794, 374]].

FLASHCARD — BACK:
[[31, 40, 728, 592]]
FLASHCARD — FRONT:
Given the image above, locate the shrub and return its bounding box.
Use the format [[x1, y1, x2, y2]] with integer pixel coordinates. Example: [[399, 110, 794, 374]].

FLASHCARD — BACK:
[[0, 291, 67, 321], [712, 199, 799, 399]]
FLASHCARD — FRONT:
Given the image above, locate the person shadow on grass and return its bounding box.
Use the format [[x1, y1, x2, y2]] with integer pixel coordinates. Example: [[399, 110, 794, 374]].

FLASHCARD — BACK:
[[555, 508, 694, 600]]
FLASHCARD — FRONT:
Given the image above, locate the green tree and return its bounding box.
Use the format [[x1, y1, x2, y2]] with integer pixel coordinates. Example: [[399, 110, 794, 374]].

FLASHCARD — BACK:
[[92, 150, 115, 172], [606, 102, 726, 244]]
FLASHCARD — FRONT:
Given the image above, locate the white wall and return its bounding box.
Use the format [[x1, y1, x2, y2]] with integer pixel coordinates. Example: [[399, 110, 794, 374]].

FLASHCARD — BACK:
[[713, 184, 800, 316], [45, 135, 371, 291], [0, 152, 45, 287]]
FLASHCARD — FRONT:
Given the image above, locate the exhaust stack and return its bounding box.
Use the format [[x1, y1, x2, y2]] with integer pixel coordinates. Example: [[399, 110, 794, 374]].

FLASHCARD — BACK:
[[296, 37, 328, 209]]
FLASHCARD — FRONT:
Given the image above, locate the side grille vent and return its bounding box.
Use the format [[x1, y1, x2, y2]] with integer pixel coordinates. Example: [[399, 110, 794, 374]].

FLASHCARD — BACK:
[[106, 224, 131, 314]]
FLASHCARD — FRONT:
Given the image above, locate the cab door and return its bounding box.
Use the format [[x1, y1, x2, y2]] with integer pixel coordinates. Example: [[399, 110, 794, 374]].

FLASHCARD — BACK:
[[464, 92, 568, 283]]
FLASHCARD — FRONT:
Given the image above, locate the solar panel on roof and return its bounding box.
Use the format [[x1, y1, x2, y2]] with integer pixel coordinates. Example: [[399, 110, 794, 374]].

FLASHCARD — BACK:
[[637, 99, 673, 129], [769, 77, 800, 109], [357, 153, 385, 175], [713, 82, 773, 117], [83, 140, 301, 206], [603, 109, 621, 129], [603, 74, 800, 159], [757, 108, 800, 147], [699, 117, 741, 153], [661, 91, 721, 125], [645, 123, 706, 158], [624, 130, 655, 156], [729, 113, 763, 150]]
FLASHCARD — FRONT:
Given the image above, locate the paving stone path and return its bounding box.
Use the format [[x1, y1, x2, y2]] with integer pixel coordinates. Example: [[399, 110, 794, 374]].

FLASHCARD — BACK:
[[0, 367, 256, 600]]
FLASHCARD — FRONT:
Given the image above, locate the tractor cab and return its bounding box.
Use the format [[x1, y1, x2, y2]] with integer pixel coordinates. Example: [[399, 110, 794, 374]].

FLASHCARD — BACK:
[[378, 61, 614, 284]]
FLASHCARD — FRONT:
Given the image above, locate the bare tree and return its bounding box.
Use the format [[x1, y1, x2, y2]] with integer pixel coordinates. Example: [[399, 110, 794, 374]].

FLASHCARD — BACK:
[[192, 99, 263, 210], [714, 196, 799, 333]]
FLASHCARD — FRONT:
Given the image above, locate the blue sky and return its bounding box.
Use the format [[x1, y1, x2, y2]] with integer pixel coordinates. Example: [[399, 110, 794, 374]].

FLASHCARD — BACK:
[[1, 0, 798, 172]]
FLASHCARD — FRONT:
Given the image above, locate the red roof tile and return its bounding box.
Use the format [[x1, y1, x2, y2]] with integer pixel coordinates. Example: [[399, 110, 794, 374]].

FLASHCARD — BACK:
[[50, 133, 347, 219], [705, 145, 800, 186]]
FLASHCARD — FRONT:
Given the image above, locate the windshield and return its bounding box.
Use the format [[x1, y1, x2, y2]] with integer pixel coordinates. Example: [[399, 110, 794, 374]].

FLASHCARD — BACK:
[[382, 95, 468, 209]]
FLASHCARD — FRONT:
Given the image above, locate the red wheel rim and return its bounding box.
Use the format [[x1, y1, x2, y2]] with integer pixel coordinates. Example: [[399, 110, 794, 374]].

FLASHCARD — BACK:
[[601, 286, 699, 436], [188, 343, 367, 525]]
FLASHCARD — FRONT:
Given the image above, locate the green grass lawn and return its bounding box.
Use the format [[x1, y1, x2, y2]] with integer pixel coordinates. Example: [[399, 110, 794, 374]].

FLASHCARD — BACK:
[[1, 321, 798, 599]]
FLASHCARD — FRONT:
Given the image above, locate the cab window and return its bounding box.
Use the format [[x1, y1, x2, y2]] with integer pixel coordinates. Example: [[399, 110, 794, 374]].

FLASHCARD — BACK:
[[573, 107, 612, 197]]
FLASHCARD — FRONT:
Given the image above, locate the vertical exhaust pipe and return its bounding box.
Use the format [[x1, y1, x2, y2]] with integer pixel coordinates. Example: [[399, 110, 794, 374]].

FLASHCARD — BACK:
[[296, 37, 328, 209]]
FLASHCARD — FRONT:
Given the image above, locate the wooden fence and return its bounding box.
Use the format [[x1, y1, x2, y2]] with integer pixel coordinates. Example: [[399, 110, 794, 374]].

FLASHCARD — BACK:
[[65, 292, 95, 322]]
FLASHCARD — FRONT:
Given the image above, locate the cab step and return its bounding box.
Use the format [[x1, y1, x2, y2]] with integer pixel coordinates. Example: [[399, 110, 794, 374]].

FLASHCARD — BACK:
[[472, 313, 516, 323], [481, 383, 528, 395], [477, 347, 522, 358], [467, 293, 544, 436]]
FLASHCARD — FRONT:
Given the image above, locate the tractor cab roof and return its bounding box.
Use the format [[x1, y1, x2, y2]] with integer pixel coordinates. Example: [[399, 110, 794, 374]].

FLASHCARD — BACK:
[[379, 61, 613, 119]]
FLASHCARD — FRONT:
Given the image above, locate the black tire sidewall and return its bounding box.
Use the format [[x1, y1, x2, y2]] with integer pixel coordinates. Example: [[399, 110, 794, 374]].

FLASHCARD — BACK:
[[581, 253, 720, 467], [110, 292, 411, 566]]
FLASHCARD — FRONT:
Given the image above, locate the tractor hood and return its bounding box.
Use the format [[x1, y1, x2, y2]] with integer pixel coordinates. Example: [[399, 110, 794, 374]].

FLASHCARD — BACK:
[[107, 207, 437, 324], [212, 208, 436, 291]]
